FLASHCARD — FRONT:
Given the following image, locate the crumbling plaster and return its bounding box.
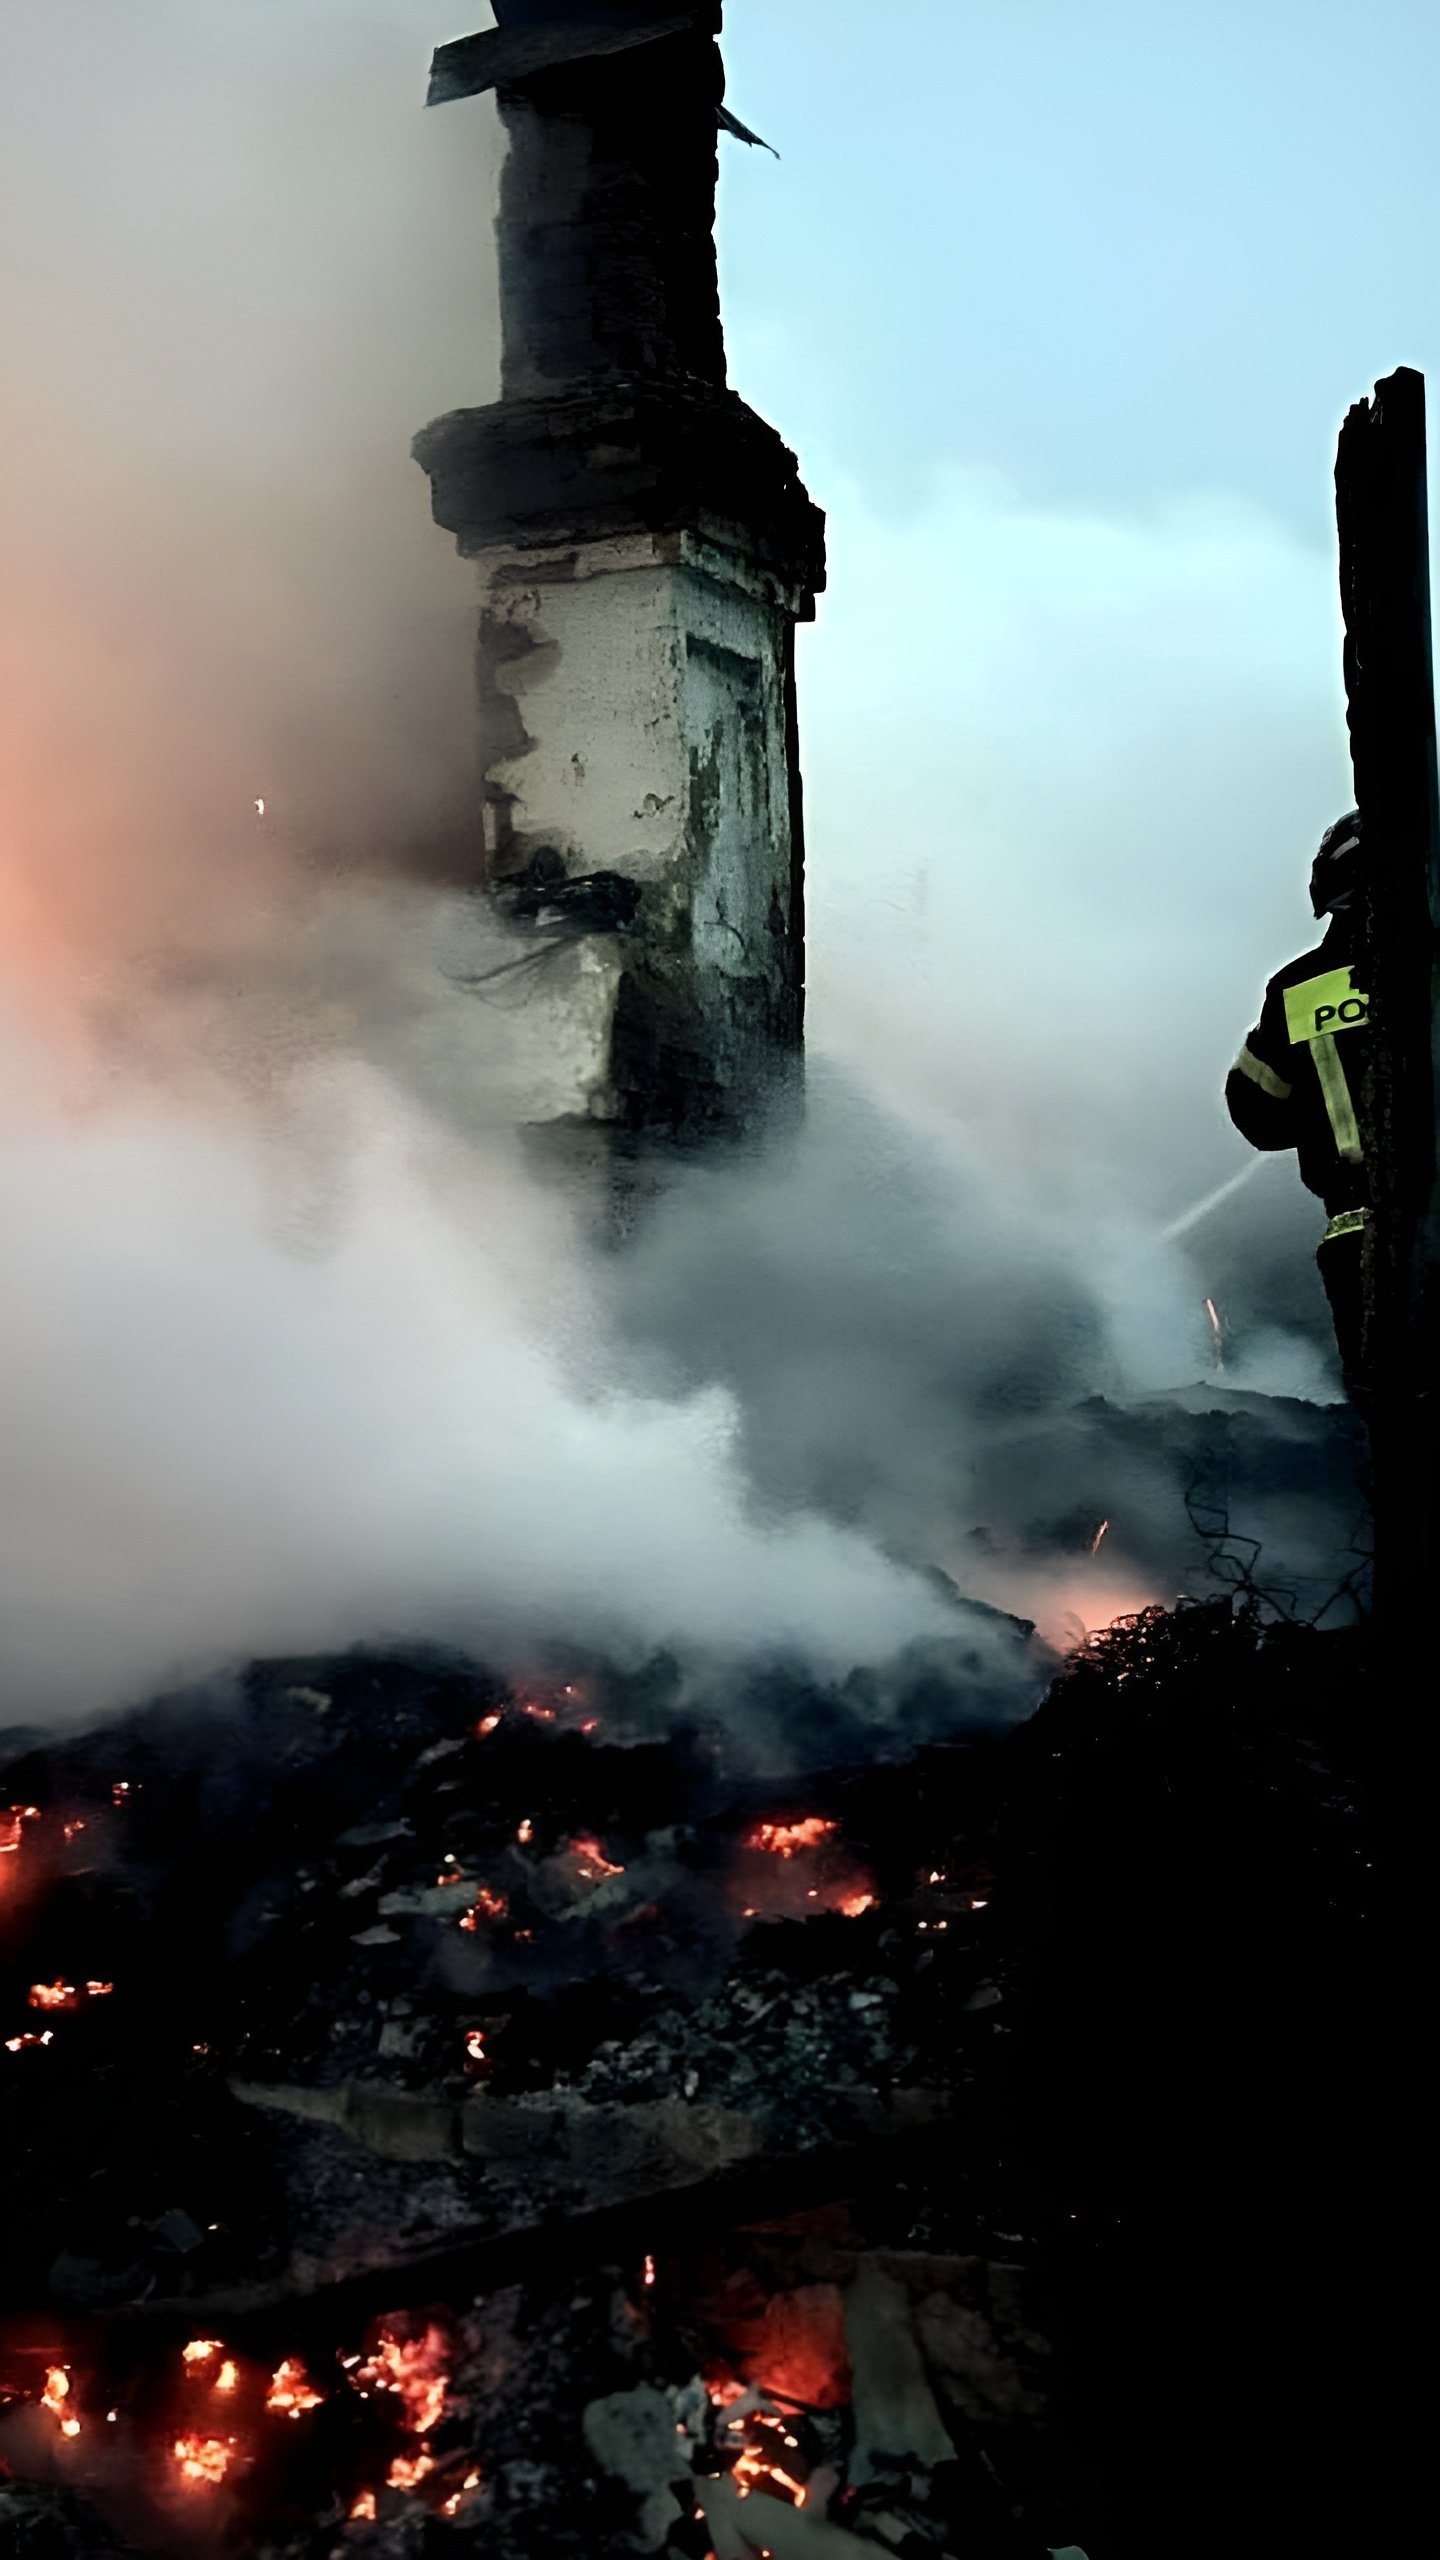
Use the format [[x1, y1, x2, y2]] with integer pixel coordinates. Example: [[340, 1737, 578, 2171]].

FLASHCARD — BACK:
[[470, 526, 804, 1129]]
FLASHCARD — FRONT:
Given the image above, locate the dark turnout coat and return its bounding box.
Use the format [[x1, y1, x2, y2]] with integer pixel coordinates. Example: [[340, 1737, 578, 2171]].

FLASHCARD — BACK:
[[1225, 915, 1371, 1388]]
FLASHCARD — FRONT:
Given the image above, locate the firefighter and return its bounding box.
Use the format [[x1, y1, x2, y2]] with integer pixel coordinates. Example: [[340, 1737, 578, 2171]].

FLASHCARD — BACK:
[[1226, 810, 1370, 1401]]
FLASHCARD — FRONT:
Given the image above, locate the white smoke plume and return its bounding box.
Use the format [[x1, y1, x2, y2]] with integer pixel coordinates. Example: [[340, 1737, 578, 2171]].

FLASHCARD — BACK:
[[0, 2, 1360, 1726], [0, 0, 973, 1722]]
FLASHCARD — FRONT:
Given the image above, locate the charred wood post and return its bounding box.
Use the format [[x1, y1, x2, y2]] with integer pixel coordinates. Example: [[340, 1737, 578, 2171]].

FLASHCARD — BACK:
[[1334, 367, 1440, 1651], [415, 2, 824, 1144]]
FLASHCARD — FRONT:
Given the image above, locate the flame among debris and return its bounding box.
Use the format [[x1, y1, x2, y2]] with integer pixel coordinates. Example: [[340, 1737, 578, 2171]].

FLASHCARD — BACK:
[[173, 2433, 235, 2485], [266, 2358, 323, 2417], [1, 1805, 40, 1877], [355, 2319, 451, 2438], [42, 2366, 79, 2436], [567, 1831, 623, 1882], [747, 1817, 838, 1859], [458, 1884, 508, 1932], [710, 2383, 809, 2510], [27, 1979, 114, 2012]]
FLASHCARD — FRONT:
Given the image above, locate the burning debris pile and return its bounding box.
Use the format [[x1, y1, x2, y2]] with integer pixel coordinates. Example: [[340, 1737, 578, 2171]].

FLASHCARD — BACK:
[[0, 1600, 1384, 2557]]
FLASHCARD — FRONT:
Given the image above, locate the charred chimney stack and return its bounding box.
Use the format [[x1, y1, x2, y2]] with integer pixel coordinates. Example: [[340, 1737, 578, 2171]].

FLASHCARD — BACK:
[[414, 1, 825, 1143]]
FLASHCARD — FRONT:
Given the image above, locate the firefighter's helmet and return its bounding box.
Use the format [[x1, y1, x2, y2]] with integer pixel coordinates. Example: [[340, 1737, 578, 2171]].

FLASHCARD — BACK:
[[1310, 809, 1363, 918]]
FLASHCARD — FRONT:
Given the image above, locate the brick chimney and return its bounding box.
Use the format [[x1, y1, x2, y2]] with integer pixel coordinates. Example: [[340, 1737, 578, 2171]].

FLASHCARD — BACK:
[[414, 1, 825, 1142]]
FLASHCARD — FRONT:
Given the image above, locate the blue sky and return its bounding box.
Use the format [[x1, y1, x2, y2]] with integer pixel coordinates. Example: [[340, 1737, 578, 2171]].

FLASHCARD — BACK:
[[719, 0, 1440, 534], [700, 1, 1440, 1230]]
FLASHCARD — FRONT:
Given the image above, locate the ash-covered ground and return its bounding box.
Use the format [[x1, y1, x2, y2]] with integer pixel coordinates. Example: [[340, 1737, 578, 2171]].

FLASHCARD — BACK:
[[0, 1597, 1391, 2560]]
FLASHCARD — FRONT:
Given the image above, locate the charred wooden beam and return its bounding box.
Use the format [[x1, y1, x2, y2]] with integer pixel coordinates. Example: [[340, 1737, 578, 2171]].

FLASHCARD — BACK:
[[1334, 366, 1440, 1644], [62, 2108, 972, 2355]]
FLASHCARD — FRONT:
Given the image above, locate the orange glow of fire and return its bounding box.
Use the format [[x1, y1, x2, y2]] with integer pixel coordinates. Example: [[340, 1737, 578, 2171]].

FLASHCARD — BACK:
[[63, 1819, 87, 1843], [350, 2489, 378, 2520], [5, 2030, 54, 2052], [215, 2361, 239, 2395], [642, 2254, 656, 2288], [2, 1804, 40, 1857], [568, 1832, 623, 1881], [111, 1782, 132, 1807], [733, 2446, 807, 2503], [464, 2027, 489, 2068], [42, 2366, 79, 2436], [747, 1817, 837, 1859], [458, 1886, 508, 1932], [27, 1979, 114, 2012], [440, 2469, 482, 2517], [386, 2448, 435, 2492], [836, 1890, 876, 1917], [709, 2391, 808, 2509], [355, 2322, 450, 2437], [266, 2358, 323, 2417], [183, 2339, 223, 2367], [516, 1817, 534, 1845], [476, 1713, 502, 1737], [173, 2434, 235, 2485]]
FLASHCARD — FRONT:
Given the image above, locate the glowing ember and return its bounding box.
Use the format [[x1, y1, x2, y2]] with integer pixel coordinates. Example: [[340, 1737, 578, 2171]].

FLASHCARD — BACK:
[[41, 2367, 73, 2429], [5, 2030, 53, 2052], [356, 2322, 450, 2436], [836, 1890, 877, 1917], [1, 1804, 40, 1854], [441, 2470, 482, 2517], [85, 1980, 114, 1998], [28, 1982, 78, 2011], [183, 2340, 223, 2367], [173, 2434, 235, 2485], [476, 1713, 502, 1737], [63, 1819, 87, 1842], [386, 2449, 435, 2491], [111, 1782, 131, 1807], [748, 1817, 837, 1859], [266, 2358, 323, 2417], [464, 2027, 489, 2067], [215, 2361, 239, 2395], [710, 2389, 809, 2508], [1090, 1518, 1111, 1555], [568, 1832, 623, 1881], [350, 2490, 378, 2521], [516, 1818, 534, 1845], [458, 1886, 508, 1932], [642, 2253, 656, 2288]]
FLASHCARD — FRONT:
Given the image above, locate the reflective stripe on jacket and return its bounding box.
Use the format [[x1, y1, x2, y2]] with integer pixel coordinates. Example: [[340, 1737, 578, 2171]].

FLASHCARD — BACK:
[[1225, 921, 1370, 1215]]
